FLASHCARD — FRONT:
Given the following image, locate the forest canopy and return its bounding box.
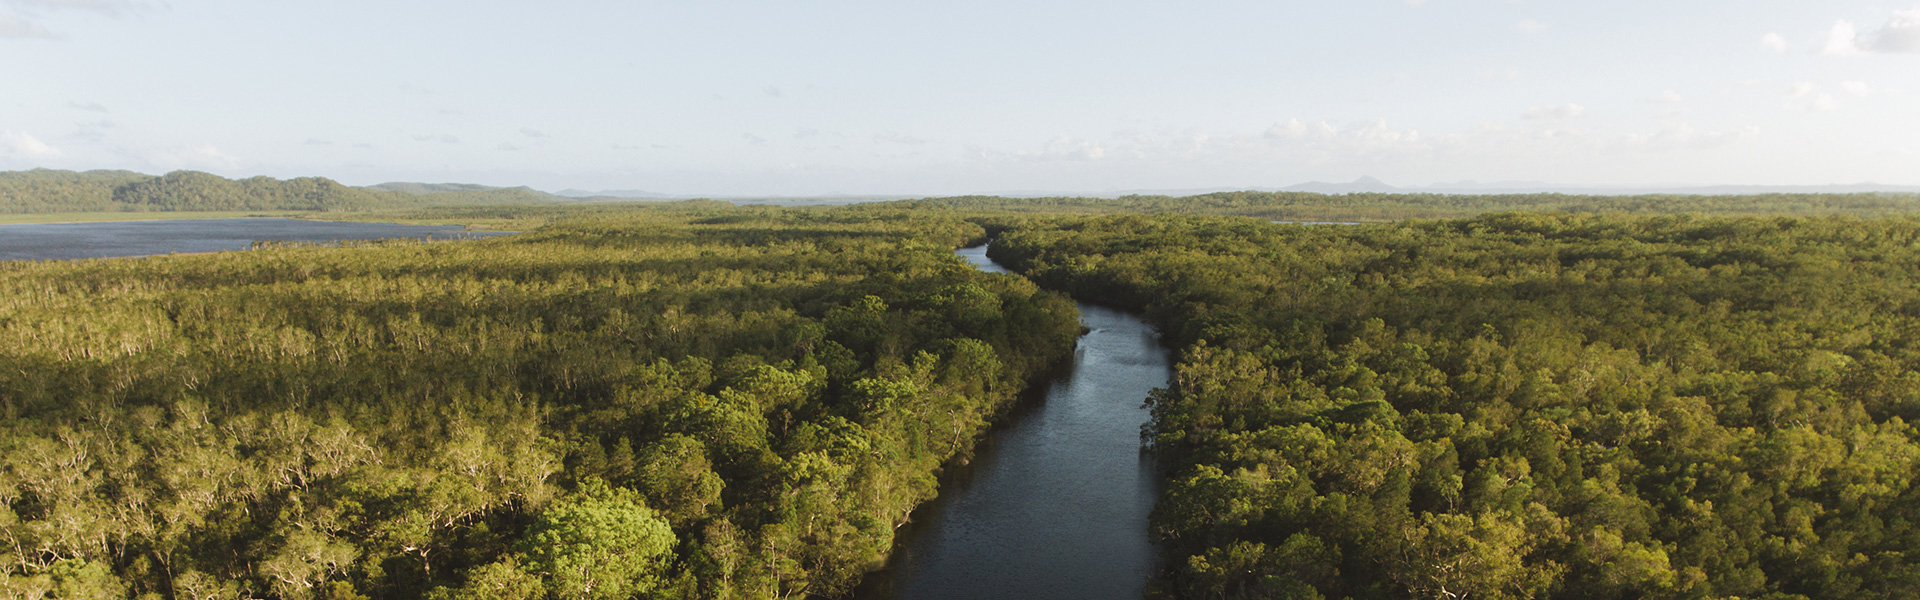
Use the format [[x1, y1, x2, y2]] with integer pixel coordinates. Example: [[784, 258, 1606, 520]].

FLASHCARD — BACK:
[[9, 194, 1920, 600], [989, 212, 1920, 599], [0, 204, 1080, 598]]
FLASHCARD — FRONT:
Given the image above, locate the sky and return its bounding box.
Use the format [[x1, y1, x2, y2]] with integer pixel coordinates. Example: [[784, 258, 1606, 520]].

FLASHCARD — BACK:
[[2, 1, 1918, 196]]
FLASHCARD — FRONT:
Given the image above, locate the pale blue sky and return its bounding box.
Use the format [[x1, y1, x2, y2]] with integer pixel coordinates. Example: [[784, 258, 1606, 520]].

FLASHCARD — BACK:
[[3, 1, 1917, 195]]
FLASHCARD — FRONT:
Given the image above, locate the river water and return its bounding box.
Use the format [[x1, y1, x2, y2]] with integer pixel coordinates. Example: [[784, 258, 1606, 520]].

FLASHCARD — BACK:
[[0, 218, 513, 261], [854, 244, 1171, 600]]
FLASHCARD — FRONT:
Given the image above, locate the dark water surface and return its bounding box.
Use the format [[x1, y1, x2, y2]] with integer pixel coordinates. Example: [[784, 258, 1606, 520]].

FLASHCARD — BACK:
[[0, 218, 514, 261], [855, 244, 1170, 600]]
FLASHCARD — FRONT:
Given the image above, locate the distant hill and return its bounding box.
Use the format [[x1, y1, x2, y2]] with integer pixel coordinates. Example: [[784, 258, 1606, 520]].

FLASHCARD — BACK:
[[0, 169, 564, 214], [984, 177, 1920, 198], [370, 181, 564, 204], [1275, 176, 1920, 196], [906, 188, 1920, 221], [1281, 176, 1401, 194], [555, 188, 679, 199], [553, 188, 917, 205]]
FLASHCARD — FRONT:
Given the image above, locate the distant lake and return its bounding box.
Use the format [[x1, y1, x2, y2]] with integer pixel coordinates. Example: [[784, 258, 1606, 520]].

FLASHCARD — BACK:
[[0, 218, 515, 261]]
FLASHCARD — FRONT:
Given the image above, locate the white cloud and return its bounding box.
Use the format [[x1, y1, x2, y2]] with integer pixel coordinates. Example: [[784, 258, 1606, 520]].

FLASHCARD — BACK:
[[1345, 119, 1418, 146], [1651, 90, 1685, 104], [1817, 10, 1920, 56], [0, 15, 60, 38], [762, 86, 783, 98], [1876, 8, 1920, 52], [412, 133, 460, 144], [1819, 20, 1868, 56], [1258, 118, 1423, 158], [1045, 136, 1106, 160], [1523, 103, 1586, 120], [1761, 32, 1789, 53], [1784, 82, 1841, 111], [1842, 81, 1873, 96], [520, 128, 549, 138], [1265, 119, 1304, 140], [792, 127, 820, 139], [1514, 19, 1547, 35], [66, 100, 107, 112], [1, 130, 62, 157], [741, 133, 767, 145], [1264, 118, 1337, 141]]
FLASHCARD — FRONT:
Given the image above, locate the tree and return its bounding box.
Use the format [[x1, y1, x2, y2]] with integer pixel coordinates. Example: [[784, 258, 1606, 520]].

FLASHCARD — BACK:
[[520, 479, 676, 600]]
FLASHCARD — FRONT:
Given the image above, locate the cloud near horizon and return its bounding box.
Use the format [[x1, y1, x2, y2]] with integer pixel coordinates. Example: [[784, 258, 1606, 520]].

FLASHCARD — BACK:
[[1877, 8, 1920, 52], [0, 14, 58, 38], [1818, 8, 1920, 55], [1762, 32, 1790, 53], [2, 2, 1914, 193], [2, 131, 63, 157]]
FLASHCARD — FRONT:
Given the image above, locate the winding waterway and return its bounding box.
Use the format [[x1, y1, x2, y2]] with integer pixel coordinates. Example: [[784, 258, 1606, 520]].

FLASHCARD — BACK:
[[854, 243, 1171, 600]]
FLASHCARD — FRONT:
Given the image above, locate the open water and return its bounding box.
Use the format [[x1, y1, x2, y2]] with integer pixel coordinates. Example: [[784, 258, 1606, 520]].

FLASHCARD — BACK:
[[854, 243, 1171, 600], [0, 218, 513, 261]]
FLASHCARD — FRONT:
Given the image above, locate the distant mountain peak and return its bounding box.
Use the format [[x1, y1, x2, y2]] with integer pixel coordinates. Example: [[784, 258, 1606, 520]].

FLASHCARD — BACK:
[[1283, 176, 1401, 195]]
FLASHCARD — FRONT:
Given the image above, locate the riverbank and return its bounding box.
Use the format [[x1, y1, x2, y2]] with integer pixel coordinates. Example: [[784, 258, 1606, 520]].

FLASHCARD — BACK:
[[855, 244, 1169, 600]]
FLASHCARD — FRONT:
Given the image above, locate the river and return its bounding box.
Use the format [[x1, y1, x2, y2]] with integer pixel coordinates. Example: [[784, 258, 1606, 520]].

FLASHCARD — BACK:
[[854, 243, 1171, 600], [0, 218, 513, 261]]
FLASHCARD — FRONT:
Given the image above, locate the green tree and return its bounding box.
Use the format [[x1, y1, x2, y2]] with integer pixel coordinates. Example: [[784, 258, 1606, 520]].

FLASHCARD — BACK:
[[520, 480, 676, 600]]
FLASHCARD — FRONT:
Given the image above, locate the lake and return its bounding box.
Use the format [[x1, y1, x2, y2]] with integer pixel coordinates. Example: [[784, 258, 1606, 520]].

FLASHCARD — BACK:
[[0, 218, 514, 261]]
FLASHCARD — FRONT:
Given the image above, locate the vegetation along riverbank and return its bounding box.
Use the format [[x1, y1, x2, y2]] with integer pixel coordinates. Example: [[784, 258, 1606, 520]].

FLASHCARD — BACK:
[[0, 204, 1080, 598], [986, 212, 1920, 599], [7, 192, 1920, 599]]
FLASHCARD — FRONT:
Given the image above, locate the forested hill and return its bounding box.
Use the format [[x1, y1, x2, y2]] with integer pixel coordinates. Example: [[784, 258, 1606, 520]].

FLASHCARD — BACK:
[[0, 169, 563, 213], [909, 190, 1920, 222], [364, 182, 560, 206]]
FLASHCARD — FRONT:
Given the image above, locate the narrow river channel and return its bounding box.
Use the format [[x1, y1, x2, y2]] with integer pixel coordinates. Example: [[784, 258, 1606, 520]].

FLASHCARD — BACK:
[[854, 243, 1172, 599]]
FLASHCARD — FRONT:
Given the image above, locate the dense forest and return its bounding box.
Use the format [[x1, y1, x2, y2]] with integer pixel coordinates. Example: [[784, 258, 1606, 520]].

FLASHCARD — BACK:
[[12, 192, 1920, 599], [0, 204, 1081, 598], [0, 170, 559, 214], [988, 213, 1920, 599], [911, 191, 1920, 222]]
